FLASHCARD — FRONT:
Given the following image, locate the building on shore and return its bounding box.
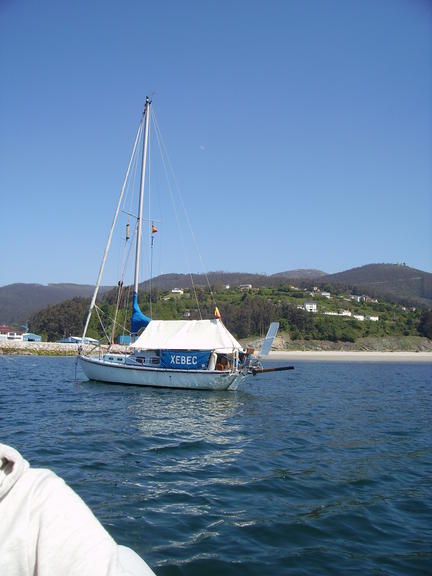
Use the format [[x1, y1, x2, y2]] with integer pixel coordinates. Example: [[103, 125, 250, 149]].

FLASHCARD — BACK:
[[23, 333, 42, 342]]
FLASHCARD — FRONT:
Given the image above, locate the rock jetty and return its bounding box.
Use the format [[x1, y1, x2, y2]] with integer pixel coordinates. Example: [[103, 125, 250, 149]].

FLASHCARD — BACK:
[[0, 341, 126, 356]]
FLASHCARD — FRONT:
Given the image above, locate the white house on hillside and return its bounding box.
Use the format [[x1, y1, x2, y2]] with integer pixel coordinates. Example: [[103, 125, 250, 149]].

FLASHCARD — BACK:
[[304, 302, 318, 313]]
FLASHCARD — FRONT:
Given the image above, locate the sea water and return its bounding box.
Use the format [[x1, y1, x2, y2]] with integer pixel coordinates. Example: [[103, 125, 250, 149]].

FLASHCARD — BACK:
[[0, 356, 431, 575]]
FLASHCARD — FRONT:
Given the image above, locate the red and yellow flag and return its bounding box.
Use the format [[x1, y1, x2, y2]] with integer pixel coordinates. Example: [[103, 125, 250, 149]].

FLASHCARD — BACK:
[[152, 224, 158, 234], [214, 306, 221, 319]]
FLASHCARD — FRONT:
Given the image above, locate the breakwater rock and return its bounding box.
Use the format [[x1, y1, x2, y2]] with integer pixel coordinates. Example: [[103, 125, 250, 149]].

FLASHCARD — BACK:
[[0, 341, 127, 356]]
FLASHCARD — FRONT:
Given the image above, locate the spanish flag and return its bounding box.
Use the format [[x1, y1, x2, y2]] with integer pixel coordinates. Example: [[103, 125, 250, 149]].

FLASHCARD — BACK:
[[152, 224, 158, 234], [214, 306, 221, 319]]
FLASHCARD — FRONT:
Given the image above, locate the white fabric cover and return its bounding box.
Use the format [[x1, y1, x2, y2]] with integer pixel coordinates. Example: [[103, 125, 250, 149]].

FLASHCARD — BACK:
[[131, 319, 242, 353], [0, 443, 155, 576]]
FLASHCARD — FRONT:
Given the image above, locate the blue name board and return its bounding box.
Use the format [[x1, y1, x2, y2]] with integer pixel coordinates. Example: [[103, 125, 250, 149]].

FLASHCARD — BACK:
[[161, 350, 211, 370]]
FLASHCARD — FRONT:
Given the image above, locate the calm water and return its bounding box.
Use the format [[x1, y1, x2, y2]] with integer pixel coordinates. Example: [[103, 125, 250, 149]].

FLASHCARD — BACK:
[[1, 356, 431, 575]]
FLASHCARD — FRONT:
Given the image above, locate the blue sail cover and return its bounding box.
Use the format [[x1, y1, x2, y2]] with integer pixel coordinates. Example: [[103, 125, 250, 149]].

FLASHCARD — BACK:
[[131, 291, 151, 333]]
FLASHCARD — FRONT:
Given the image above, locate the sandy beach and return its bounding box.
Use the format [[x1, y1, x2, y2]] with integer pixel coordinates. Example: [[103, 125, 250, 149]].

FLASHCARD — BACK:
[[268, 350, 432, 363], [1, 341, 431, 363]]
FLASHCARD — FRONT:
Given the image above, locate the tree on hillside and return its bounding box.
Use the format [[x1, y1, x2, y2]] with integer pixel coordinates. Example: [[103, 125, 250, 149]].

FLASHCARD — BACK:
[[419, 310, 432, 339], [28, 298, 89, 341]]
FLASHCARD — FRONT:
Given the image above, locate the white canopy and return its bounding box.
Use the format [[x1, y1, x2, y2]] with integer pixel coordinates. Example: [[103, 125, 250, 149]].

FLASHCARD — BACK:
[[130, 319, 243, 353]]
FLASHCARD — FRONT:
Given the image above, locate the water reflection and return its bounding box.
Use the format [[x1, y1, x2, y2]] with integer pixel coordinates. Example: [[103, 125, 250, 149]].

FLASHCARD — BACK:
[[79, 381, 255, 482], [131, 390, 240, 434]]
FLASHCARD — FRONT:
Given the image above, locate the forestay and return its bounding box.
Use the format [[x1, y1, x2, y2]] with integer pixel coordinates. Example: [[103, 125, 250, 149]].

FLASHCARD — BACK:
[[130, 319, 243, 353]]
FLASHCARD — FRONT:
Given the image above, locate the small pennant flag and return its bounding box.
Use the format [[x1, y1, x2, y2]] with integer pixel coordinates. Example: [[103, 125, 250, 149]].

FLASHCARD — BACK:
[[214, 306, 221, 319], [152, 224, 158, 234]]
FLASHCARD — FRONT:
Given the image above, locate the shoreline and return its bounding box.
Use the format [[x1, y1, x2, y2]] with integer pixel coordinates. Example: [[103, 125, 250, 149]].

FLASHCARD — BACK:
[[0, 342, 106, 356], [0, 341, 431, 363], [267, 350, 432, 363]]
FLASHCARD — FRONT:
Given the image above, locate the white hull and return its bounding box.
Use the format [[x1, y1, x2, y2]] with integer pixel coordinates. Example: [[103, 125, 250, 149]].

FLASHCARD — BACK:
[[78, 355, 246, 391]]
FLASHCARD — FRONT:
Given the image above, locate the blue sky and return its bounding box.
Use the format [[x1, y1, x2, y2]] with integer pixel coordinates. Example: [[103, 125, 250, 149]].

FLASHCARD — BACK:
[[1, 0, 431, 286]]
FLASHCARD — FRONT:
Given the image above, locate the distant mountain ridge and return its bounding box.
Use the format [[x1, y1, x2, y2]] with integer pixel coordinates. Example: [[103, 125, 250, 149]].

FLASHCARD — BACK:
[[0, 283, 111, 325], [0, 270, 324, 324], [138, 269, 326, 291], [317, 264, 432, 307], [1, 264, 431, 325], [271, 269, 327, 280]]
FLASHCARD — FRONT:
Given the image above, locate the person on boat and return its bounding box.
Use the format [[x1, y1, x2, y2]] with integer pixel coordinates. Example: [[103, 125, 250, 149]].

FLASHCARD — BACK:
[[0, 443, 156, 576], [215, 355, 229, 371]]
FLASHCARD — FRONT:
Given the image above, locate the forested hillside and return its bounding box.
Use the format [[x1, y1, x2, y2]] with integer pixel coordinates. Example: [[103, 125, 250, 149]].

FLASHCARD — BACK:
[[28, 283, 432, 343], [4, 263, 431, 328], [0, 283, 111, 325]]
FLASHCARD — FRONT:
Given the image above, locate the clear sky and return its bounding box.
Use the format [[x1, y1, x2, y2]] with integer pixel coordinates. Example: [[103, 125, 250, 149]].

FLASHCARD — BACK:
[[1, 0, 431, 286]]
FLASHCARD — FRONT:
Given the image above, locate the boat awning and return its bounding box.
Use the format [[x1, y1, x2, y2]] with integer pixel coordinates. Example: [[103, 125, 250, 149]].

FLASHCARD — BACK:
[[130, 319, 243, 353]]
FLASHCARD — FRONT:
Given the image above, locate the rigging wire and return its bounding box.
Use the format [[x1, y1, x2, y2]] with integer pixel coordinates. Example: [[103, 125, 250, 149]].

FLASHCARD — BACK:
[[121, 285, 133, 338], [94, 305, 113, 345], [95, 303, 133, 343], [110, 281, 124, 346], [90, 120, 144, 347], [119, 125, 142, 279], [108, 216, 138, 344], [82, 115, 144, 339], [152, 109, 219, 314], [151, 111, 204, 318]]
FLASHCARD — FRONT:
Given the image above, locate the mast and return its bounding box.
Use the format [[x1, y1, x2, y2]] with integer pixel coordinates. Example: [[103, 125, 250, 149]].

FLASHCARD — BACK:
[[134, 96, 151, 293]]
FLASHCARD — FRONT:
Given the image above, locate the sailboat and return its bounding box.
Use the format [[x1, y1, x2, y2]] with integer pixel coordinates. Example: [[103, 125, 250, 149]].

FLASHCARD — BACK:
[[78, 98, 291, 390]]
